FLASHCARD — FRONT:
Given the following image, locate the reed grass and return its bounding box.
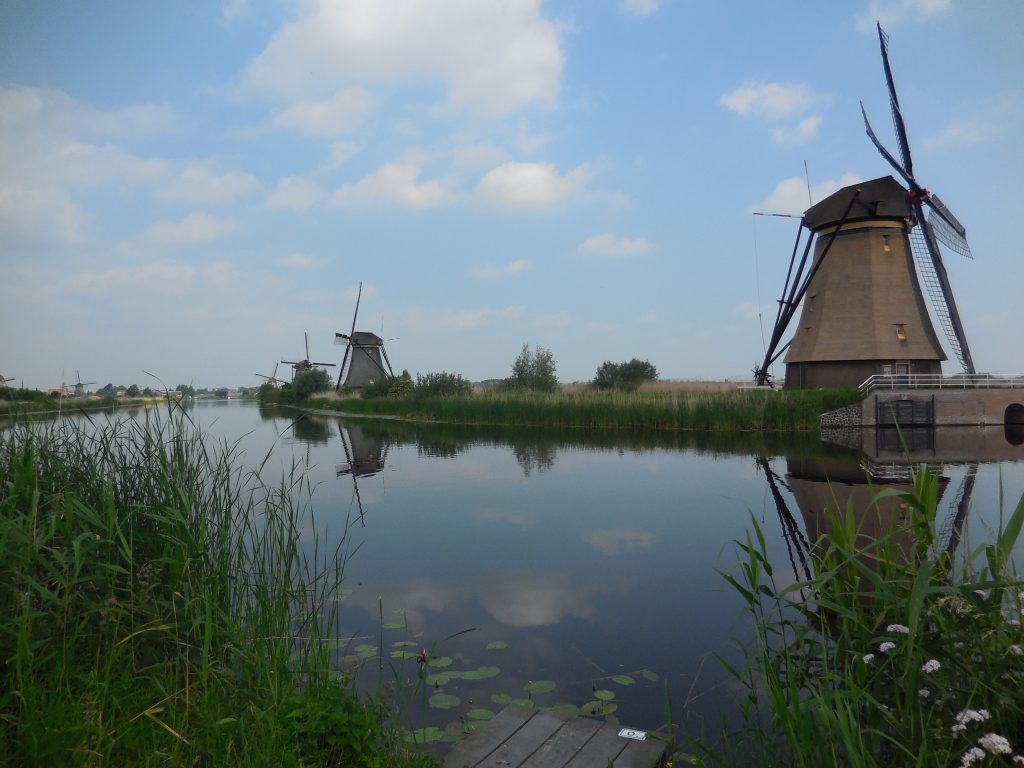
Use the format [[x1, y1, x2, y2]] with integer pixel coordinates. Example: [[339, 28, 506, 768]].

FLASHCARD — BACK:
[[0, 408, 437, 767], [300, 388, 861, 432], [701, 467, 1024, 766]]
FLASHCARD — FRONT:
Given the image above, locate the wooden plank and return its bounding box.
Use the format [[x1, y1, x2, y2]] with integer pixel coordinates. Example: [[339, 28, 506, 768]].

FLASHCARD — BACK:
[[445, 706, 535, 768], [614, 734, 669, 768], [561, 722, 628, 768], [518, 715, 604, 768], [481, 710, 571, 767]]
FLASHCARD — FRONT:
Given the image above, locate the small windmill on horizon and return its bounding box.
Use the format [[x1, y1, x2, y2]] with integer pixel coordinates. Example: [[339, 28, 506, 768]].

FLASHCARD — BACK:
[[282, 333, 336, 382]]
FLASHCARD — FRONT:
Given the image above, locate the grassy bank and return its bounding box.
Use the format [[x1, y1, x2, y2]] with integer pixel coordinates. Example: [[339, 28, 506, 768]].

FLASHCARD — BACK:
[[0, 409, 437, 767], [0, 388, 169, 416], [704, 467, 1024, 766], [266, 387, 861, 432]]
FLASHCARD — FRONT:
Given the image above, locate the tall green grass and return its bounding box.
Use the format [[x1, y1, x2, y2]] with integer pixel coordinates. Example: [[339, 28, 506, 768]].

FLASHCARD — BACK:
[[705, 467, 1024, 766], [0, 409, 437, 767], [303, 388, 860, 432]]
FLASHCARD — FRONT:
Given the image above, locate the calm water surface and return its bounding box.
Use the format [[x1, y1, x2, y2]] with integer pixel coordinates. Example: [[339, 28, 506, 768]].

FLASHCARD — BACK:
[[55, 401, 1024, 737]]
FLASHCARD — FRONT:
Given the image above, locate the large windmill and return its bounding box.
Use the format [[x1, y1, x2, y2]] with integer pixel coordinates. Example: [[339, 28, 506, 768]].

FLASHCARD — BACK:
[[754, 23, 977, 389], [0, 374, 14, 388], [282, 333, 336, 381], [334, 283, 395, 390]]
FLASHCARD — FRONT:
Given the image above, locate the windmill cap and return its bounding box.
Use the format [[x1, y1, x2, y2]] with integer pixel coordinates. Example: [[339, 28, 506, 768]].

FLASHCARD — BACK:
[[348, 331, 384, 345], [803, 175, 912, 231]]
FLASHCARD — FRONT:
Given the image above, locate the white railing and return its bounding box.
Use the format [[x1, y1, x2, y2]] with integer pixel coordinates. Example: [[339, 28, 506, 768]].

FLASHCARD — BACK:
[[859, 373, 1024, 395]]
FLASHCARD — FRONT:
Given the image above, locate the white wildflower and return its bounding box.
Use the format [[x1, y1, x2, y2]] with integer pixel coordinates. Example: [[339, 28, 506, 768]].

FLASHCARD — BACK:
[[953, 709, 991, 733], [979, 733, 1013, 755], [862, 653, 875, 664], [975, 589, 990, 600], [961, 747, 986, 767], [887, 623, 910, 634], [919, 688, 931, 700], [879, 641, 897, 653], [1013, 756, 1024, 764], [1010, 645, 1024, 657], [922, 659, 941, 674], [1009, 619, 1021, 627]]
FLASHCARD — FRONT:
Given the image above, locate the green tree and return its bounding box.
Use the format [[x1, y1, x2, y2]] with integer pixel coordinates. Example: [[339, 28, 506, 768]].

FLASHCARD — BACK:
[[175, 384, 196, 397], [592, 359, 658, 392], [294, 368, 331, 400], [126, 384, 141, 397], [505, 344, 559, 393]]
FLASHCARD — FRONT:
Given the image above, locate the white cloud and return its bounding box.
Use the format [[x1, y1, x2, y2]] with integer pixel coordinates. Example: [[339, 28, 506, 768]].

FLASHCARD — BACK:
[[0, 185, 85, 243], [266, 176, 324, 211], [856, 0, 951, 31], [454, 141, 506, 169], [620, 0, 661, 17], [477, 162, 590, 211], [578, 233, 654, 257], [143, 212, 238, 243], [720, 81, 822, 120], [440, 305, 525, 329], [65, 259, 237, 296], [472, 259, 531, 279], [272, 88, 373, 138], [243, 0, 562, 117], [332, 154, 450, 209], [344, 283, 378, 301], [771, 115, 823, 146], [922, 120, 1002, 151], [752, 172, 861, 215], [0, 86, 177, 139], [277, 253, 320, 269], [160, 164, 260, 204], [221, 0, 250, 23]]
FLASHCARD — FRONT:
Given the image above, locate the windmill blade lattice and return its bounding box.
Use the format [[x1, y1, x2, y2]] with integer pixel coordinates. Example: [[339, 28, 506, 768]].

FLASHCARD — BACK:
[[909, 224, 971, 371]]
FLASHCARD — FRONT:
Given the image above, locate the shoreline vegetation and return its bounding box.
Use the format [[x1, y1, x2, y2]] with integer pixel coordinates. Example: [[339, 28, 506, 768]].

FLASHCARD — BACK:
[[0, 409, 437, 767], [0, 389, 172, 417], [261, 384, 862, 432]]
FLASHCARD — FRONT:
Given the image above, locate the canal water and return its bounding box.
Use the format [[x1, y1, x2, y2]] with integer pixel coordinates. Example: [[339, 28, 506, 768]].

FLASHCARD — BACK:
[[38, 400, 1024, 739]]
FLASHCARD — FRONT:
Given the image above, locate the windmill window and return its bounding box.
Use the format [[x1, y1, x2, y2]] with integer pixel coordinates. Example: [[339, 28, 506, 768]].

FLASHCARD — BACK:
[[895, 324, 907, 340]]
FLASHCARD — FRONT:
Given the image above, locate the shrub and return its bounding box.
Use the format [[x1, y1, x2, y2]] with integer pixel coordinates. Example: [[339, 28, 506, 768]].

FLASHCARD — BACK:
[[293, 368, 331, 400], [503, 344, 558, 393], [592, 359, 659, 392], [361, 371, 412, 399], [414, 372, 472, 398]]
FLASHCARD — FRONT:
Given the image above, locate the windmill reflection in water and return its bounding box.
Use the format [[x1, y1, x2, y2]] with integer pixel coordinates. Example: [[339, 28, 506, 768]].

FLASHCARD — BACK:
[[336, 422, 389, 526]]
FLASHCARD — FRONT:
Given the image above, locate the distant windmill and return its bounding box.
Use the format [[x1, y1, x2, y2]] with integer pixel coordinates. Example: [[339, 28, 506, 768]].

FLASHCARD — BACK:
[[255, 362, 283, 388], [334, 282, 395, 390], [754, 23, 978, 389], [0, 374, 14, 388], [282, 333, 336, 381], [72, 370, 95, 397]]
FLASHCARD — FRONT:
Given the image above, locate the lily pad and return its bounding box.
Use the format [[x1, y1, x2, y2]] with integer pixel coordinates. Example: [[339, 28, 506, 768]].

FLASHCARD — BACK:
[[594, 689, 615, 702], [461, 666, 500, 680], [429, 693, 461, 710], [611, 675, 636, 686], [354, 644, 377, 659], [581, 700, 618, 717], [523, 680, 556, 695], [467, 708, 495, 721], [428, 673, 453, 686], [491, 693, 512, 706], [391, 650, 419, 660], [393, 640, 418, 648], [428, 656, 453, 668], [382, 611, 406, 630], [639, 669, 659, 682], [510, 698, 535, 709], [544, 703, 580, 717], [486, 641, 508, 650]]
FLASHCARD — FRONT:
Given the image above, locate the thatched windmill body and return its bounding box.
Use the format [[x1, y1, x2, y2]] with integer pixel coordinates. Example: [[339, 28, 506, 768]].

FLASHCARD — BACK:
[[73, 370, 95, 397], [255, 362, 283, 388], [0, 374, 14, 388], [755, 24, 977, 389], [334, 283, 395, 390]]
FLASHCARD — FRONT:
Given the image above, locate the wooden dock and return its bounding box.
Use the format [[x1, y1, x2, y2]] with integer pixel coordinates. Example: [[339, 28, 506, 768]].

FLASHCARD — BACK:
[[444, 705, 667, 768]]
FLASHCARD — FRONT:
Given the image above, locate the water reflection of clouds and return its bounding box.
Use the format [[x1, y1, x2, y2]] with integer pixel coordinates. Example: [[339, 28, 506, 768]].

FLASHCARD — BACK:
[[344, 571, 635, 630], [473, 509, 534, 528], [582, 528, 654, 555]]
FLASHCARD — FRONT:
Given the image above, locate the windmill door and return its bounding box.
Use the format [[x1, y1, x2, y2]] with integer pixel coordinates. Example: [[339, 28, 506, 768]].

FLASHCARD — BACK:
[[896, 362, 909, 385]]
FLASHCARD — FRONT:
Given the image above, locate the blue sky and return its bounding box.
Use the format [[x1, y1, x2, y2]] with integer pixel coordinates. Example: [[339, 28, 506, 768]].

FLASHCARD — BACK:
[[1, 0, 1021, 390]]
